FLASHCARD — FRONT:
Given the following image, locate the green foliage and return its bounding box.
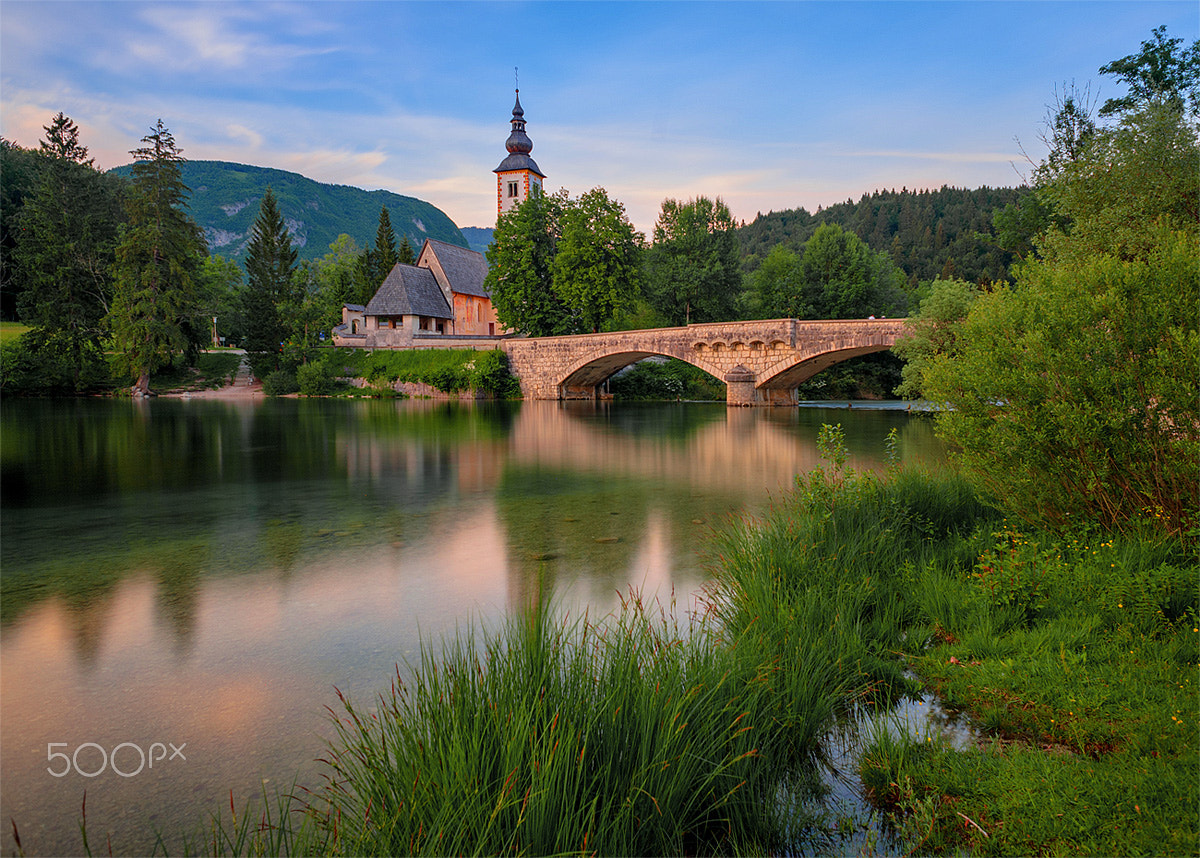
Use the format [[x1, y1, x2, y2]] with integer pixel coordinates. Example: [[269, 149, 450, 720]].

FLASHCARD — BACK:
[[643, 196, 741, 325], [107, 160, 467, 265], [744, 244, 804, 318], [925, 94, 1199, 537], [484, 188, 574, 336], [793, 352, 904, 400], [739, 185, 1024, 287], [926, 226, 1198, 536], [108, 120, 208, 395], [487, 187, 644, 335], [892, 278, 980, 399], [1039, 104, 1199, 262], [353, 207, 402, 305], [323, 347, 519, 397], [297, 360, 334, 396], [746, 224, 909, 320], [13, 122, 125, 389], [0, 330, 110, 395], [241, 187, 297, 368], [196, 255, 245, 345], [609, 358, 724, 401], [0, 139, 50, 319], [866, 525, 1197, 856], [299, 598, 804, 856], [1097, 25, 1200, 118], [553, 187, 645, 333], [261, 368, 299, 397], [38, 112, 93, 165]]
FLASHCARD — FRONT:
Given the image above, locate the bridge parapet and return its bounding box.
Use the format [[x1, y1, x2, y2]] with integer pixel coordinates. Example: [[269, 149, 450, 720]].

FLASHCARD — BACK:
[[501, 318, 907, 406]]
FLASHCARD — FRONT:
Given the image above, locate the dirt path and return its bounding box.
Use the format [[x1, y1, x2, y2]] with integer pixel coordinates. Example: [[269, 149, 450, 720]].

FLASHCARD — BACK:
[[162, 352, 265, 400]]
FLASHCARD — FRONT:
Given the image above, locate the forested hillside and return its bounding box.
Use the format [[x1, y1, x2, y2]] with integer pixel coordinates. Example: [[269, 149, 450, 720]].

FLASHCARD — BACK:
[[738, 185, 1027, 285], [107, 160, 467, 263]]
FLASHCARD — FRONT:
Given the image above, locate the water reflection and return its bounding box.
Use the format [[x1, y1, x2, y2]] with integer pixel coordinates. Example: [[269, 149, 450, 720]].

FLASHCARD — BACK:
[[0, 398, 942, 856]]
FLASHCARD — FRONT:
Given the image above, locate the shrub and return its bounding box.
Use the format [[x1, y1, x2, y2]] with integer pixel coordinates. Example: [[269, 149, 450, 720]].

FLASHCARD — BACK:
[[297, 361, 334, 396], [261, 369, 299, 396]]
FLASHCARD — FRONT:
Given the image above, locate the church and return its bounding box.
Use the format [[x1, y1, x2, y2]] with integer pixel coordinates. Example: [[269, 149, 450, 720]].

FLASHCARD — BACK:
[[332, 91, 542, 348]]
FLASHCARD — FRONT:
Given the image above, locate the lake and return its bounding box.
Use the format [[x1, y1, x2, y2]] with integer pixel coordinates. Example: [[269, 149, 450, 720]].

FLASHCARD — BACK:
[[0, 397, 944, 855]]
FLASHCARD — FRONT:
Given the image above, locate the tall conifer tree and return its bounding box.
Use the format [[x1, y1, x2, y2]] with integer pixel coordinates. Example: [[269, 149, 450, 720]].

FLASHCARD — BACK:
[[109, 119, 206, 396], [241, 187, 297, 369], [15, 114, 124, 389], [373, 206, 399, 272]]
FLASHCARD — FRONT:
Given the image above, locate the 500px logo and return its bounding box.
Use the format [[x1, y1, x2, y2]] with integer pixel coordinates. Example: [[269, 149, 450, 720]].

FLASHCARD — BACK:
[[47, 742, 187, 778]]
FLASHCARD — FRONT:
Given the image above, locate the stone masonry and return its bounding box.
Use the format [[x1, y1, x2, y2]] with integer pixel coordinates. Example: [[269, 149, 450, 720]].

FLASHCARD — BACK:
[[501, 318, 907, 406]]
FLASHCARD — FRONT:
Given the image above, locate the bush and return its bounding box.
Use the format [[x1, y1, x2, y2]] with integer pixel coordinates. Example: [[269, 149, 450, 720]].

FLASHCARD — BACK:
[[261, 369, 299, 396], [297, 361, 334, 396]]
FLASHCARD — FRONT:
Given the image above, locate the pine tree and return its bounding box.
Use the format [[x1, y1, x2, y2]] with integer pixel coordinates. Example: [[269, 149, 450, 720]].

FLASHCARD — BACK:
[[373, 207, 399, 273], [108, 119, 207, 396], [398, 235, 416, 266], [15, 121, 124, 389], [39, 112, 93, 166], [241, 187, 297, 369]]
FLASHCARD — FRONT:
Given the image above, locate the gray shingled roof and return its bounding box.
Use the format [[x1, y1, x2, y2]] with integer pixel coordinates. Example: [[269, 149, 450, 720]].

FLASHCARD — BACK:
[[424, 239, 491, 298], [494, 152, 545, 177], [365, 264, 452, 319]]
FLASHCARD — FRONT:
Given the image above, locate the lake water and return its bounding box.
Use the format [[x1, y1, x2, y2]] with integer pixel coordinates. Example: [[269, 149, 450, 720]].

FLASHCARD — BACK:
[[1, 397, 944, 855]]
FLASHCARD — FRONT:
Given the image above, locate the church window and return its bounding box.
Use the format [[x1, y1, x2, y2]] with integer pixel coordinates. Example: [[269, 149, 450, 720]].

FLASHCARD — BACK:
[[508, 181, 519, 198]]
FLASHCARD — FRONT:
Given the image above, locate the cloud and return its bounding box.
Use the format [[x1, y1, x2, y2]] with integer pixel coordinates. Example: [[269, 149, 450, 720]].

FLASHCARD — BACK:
[[225, 124, 264, 150]]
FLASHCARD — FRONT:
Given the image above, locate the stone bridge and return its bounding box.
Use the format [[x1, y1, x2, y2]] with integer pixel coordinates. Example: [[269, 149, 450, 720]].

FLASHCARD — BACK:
[[501, 318, 907, 406]]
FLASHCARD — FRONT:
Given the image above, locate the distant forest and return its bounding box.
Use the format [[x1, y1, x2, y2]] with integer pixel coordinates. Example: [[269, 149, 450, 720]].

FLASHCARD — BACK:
[[460, 185, 1028, 287], [738, 185, 1028, 286]]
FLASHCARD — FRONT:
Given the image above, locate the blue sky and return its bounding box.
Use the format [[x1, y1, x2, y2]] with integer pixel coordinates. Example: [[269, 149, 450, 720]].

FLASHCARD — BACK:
[[2, 1, 1195, 234]]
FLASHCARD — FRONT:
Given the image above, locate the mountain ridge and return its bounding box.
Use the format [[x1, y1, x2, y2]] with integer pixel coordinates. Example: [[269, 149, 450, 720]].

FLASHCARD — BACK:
[[108, 159, 468, 264]]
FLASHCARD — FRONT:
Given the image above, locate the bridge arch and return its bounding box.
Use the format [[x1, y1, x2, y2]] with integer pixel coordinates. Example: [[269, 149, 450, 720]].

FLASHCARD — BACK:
[[501, 318, 906, 406], [557, 347, 726, 399]]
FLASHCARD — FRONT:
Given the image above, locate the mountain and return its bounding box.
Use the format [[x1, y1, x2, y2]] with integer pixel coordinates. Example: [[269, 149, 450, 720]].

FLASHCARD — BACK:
[[459, 226, 495, 255], [108, 160, 468, 263]]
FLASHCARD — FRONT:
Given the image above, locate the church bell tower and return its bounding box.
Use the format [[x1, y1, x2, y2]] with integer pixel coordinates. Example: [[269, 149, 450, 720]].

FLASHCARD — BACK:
[[494, 89, 545, 218]]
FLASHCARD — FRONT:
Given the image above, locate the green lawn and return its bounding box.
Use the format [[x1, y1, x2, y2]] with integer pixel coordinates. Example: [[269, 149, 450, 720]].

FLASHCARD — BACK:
[[0, 321, 30, 344]]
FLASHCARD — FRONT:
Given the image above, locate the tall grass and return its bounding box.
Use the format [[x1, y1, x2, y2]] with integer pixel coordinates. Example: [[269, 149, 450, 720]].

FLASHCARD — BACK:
[[302, 597, 805, 856], [177, 426, 1010, 856]]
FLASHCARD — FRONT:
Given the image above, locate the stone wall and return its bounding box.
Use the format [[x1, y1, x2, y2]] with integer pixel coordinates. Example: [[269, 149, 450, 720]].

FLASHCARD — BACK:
[[502, 318, 907, 406]]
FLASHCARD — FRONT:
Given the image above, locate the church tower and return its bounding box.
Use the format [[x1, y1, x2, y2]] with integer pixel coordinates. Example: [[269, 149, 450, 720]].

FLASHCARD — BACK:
[[494, 90, 545, 217]]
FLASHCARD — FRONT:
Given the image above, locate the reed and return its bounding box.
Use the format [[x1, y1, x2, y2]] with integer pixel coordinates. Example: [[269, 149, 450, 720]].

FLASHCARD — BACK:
[[305, 596, 807, 856]]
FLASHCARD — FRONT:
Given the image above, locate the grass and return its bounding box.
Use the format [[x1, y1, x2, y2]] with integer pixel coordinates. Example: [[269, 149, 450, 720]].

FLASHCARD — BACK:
[[0, 321, 31, 344], [321, 347, 518, 397], [128, 424, 1196, 856], [862, 524, 1199, 855]]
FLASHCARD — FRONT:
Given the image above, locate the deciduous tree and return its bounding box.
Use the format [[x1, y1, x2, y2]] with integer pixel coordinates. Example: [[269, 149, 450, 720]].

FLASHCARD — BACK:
[[644, 196, 740, 325], [1098, 25, 1200, 118], [793, 223, 908, 319], [108, 120, 207, 396], [924, 98, 1199, 536], [552, 187, 644, 333], [484, 187, 574, 336]]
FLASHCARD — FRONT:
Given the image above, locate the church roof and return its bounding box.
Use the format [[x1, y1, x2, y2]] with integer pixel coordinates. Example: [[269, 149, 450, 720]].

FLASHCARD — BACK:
[[494, 152, 545, 177], [422, 239, 491, 298], [365, 264, 453, 319]]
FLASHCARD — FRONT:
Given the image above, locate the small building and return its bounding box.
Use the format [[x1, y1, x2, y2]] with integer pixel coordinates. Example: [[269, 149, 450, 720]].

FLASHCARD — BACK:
[[332, 239, 502, 348]]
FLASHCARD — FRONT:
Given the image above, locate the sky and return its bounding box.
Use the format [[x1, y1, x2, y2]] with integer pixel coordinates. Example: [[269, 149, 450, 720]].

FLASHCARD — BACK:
[[1, 1, 1196, 235]]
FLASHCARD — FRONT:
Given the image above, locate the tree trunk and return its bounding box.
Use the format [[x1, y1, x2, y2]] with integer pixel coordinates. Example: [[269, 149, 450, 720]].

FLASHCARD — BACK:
[[132, 369, 151, 398]]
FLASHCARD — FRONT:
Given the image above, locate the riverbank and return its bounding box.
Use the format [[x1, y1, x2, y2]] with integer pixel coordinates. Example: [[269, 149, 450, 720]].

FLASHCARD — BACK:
[[176, 434, 1195, 855]]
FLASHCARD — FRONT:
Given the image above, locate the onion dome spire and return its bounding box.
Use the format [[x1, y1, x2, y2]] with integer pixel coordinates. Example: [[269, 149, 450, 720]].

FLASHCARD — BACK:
[[506, 90, 534, 155], [494, 88, 544, 178]]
